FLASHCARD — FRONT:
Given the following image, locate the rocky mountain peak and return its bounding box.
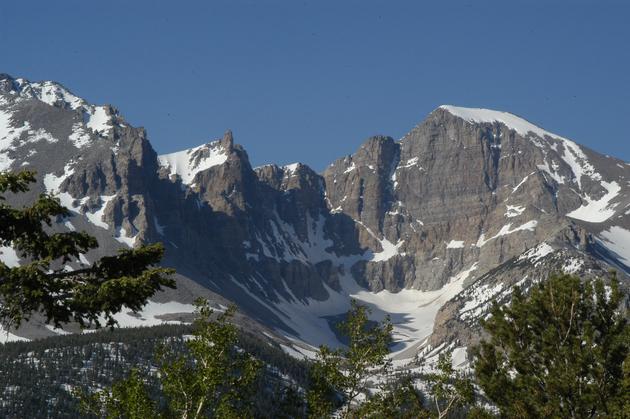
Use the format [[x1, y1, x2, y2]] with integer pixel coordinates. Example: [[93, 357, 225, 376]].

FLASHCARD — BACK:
[[2, 75, 629, 364]]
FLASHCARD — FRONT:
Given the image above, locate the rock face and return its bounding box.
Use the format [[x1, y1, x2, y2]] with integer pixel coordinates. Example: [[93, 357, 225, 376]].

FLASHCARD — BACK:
[[1, 75, 629, 359]]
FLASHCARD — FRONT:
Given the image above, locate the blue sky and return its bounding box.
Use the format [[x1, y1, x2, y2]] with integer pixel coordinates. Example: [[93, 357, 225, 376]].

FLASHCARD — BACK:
[[1, 0, 628, 170]]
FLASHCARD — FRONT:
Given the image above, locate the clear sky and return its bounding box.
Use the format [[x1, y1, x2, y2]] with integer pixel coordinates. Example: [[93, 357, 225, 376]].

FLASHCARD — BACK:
[[1, 0, 628, 170]]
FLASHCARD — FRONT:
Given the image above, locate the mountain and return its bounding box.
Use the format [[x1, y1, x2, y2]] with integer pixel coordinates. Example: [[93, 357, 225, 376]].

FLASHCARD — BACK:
[[1, 74, 629, 364]]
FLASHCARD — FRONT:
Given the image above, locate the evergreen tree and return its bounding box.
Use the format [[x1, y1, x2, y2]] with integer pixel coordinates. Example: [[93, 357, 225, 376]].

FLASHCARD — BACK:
[[78, 369, 158, 419], [158, 300, 262, 418], [0, 170, 175, 328], [473, 273, 629, 418], [423, 351, 475, 419], [352, 373, 429, 419], [79, 299, 262, 419], [307, 300, 394, 418]]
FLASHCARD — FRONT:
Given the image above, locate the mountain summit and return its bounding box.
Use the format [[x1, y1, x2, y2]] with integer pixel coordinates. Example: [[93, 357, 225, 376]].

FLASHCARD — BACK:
[[1, 75, 628, 362]]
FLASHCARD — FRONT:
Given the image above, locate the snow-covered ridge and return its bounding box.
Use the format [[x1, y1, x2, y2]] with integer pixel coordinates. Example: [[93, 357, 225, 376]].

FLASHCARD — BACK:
[[439, 105, 569, 142], [12, 79, 86, 110], [2, 76, 115, 138], [440, 105, 620, 220], [158, 140, 229, 185]]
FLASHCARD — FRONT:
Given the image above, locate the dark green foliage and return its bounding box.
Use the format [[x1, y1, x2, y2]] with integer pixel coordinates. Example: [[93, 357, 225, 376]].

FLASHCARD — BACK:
[[473, 273, 629, 418], [157, 300, 263, 418], [0, 170, 175, 328], [0, 322, 309, 418], [423, 351, 475, 419], [81, 299, 264, 418], [0, 325, 187, 418], [78, 369, 158, 419], [353, 374, 429, 419], [307, 300, 394, 418]]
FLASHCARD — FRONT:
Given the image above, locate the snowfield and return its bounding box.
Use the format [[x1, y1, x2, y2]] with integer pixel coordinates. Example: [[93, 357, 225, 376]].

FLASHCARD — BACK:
[[158, 141, 228, 185]]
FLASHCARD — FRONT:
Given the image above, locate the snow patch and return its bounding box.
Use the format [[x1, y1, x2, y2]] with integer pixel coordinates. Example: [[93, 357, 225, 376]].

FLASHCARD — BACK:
[[563, 257, 584, 274], [476, 220, 538, 247], [114, 226, 138, 247], [158, 141, 228, 185], [451, 347, 468, 369], [398, 157, 420, 169], [505, 205, 525, 218], [85, 106, 112, 135], [0, 326, 28, 343], [0, 245, 20, 267], [446, 240, 465, 249], [0, 109, 30, 170], [284, 163, 301, 176], [512, 172, 535, 193], [537, 160, 566, 185], [343, 161, 356, 174], [68, 123, 92, 148], [566, 181, 621, 223], [355, 221, 404, 262], [28, 81, 85, 110], [85, 195, 116, 230], [597, 226, 630, 266], [518, 242, 554, 264], [103, 301, 196, 328]]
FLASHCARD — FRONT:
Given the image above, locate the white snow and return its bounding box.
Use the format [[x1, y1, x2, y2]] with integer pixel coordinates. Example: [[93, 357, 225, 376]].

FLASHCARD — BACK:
[[355, 221, 404, 262], [0, 109, 30, 170], [441, 105, 603, 190], [104, 300, 196, 328], [85, 106, 112, 135], [279, 343, 312, 360], [370, 237, 405, 262], [44, 324, 71, 335], [43, 163, 77, 209], [45, 166, 118, 232], [558, 140, 601, 189], [537, 160, 566, 185], [284, 163, 301, 176], [476, 220, 538, 247], [0, 326, 28, 343], [0, 245, 20, 267], [451, 346, 468, 369], [446, 240, 465, 249], [505, 205, 526, 218], [68, 123, 92, 148], [460, 281, 509, 321], [563, 257, 584, 274], [114, 226, 138, 247], [512, 172, 535, 193], [78, 253, 90, 265], [398, 157, 420, 169], [518, 242, 555, 263], [597, 226, 630, 266], [28, 81, 85, 110], [566, 181, 621, 223], [440, 105, 567, 141], [269, 261, 479, 359], [343, 161, 356, 174], [158, 141, 228, 185], [85, 195, 116, 230]]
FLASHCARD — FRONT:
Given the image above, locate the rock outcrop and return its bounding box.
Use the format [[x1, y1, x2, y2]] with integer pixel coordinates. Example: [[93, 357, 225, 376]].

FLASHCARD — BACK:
[[2, 75, 629, 359]]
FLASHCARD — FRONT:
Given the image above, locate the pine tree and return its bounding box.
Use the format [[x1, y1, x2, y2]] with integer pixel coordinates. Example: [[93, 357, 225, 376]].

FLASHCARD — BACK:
[[423, 351, 475, 419], [158, 300, 262, 418], [78, 369, 158, 419], [307, 300, 394, 418], [78, 299, 262, 419], [0, 170, 175, 329], [473, 273, 629, 418]]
